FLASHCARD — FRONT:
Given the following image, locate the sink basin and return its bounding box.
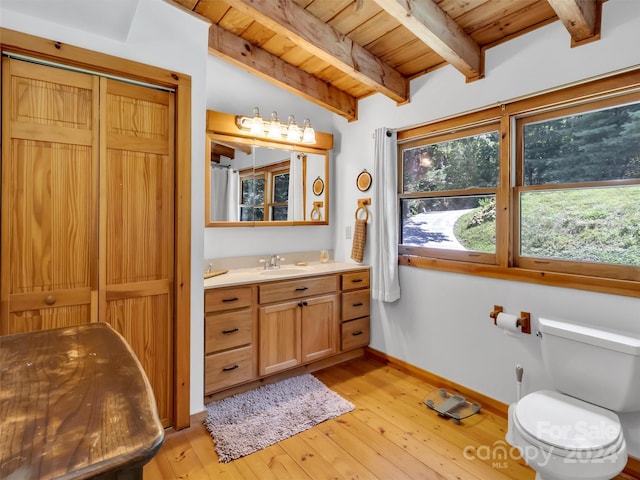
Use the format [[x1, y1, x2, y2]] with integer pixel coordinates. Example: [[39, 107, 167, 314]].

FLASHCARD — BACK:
[[259, 267, 311, 276]]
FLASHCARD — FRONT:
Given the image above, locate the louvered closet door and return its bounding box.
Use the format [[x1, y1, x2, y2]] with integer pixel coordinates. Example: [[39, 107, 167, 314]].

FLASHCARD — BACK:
[[0, 58, 99, 334], [100, 78, 175, 427]]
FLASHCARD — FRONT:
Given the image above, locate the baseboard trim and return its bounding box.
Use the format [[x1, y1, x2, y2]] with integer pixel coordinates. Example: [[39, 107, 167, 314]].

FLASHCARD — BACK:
[[626, 456, 640, 479], [364, 347, 640, 479], [364, 347, 509, 417]]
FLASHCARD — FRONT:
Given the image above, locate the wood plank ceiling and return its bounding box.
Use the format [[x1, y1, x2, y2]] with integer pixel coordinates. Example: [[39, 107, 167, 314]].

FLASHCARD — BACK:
[[169, 0, 603, 121]]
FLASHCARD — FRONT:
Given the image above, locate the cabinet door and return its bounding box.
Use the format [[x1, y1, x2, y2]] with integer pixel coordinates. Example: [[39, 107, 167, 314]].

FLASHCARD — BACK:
[[1, 59, 99, 334], [258, 300, 301, 376], [100, 78, 175, 427], [301, 294, 339, 363]]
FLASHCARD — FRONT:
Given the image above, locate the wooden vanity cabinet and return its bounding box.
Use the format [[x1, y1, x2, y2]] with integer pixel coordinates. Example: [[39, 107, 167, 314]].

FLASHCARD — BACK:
[[258, 276, 338, 376], [204, 286, 256, 395], [341, 270, 371, 350], [203, 268, 370, 398]]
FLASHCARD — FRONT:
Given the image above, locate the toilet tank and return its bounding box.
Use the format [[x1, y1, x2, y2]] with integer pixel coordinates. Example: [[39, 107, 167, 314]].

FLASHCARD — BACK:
[[539, 317, 640, 412]]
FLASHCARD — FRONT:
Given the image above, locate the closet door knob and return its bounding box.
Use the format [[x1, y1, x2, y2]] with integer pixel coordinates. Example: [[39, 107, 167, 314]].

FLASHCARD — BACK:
[[45, 295, 56, 305]]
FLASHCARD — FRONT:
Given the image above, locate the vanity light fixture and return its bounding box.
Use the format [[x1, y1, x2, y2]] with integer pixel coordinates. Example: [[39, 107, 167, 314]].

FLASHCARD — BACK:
[[236, 107, 317, 144]]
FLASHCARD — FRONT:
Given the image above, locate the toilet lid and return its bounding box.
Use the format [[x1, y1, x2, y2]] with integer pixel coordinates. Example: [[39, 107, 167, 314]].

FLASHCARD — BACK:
[[515, 390, 622, 451]]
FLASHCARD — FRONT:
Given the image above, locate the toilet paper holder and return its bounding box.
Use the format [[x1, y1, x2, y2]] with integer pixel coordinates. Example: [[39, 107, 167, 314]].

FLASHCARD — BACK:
[[489, 305, 531, 334]]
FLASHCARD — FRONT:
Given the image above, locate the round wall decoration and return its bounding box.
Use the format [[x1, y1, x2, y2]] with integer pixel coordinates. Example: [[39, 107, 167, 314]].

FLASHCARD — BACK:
[[356, 169, 372, 192], [312, 176, 324, 196]]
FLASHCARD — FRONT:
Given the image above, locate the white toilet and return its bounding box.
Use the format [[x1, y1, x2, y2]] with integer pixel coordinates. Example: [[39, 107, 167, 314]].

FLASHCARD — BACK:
[[506, 317, 640, 480]]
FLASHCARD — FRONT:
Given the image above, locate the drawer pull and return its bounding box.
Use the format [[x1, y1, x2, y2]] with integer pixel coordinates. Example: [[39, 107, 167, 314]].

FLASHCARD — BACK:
[[222, 328, 239, 334], [352, 331, 364, 336], [351, 279, 363, 283], [295, 287, 309, 292], [222, 364, 239, 372], [222, 297, 239, 303], [298, 301, 309, 307], [352, 302, 364, 307], [44, 295, 56, 305]]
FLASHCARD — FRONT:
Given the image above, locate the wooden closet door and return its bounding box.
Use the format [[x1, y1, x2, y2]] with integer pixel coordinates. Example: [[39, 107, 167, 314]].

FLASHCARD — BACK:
[[100, 78, 175, 427], [0, 58, 99, 334]]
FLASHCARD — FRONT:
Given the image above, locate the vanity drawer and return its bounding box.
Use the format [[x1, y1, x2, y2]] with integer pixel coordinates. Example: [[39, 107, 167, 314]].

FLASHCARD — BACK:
[[341, 317, 370, 351], [204, 346, 254, 394], [205, 309, 253, 354], [341, 270, 370, 291], [205, 286, 253, 313], [259, 275, 337, 304], [342, 289, 370, 321]]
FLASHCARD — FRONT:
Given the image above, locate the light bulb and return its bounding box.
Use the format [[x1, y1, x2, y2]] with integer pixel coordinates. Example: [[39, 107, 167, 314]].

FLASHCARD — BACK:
[[302, 118, 316, 144], [286, 115, 301, 142], [250, 107, 263, 135], [268, 111, 281, 138]]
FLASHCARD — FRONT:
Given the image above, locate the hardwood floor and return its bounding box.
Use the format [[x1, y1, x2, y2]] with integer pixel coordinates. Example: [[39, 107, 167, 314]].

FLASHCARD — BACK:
[[145, 356, 638, 479]]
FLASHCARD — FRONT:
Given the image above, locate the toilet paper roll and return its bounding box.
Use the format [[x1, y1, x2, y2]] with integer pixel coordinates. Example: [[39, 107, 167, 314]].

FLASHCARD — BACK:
[[496, 312, 520, 335]]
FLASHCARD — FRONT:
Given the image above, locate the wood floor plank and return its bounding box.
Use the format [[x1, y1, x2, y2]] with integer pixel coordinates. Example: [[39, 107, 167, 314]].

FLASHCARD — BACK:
[[315, 414, 446, 480], [295, 424, 380, 480], [146, 356, 637, 480], [320, 360, 532, 479], [254, 444, 313, 479], [278, 432, 357, 479], [155, 428, 209, 478], [317, 364, 525, 480]]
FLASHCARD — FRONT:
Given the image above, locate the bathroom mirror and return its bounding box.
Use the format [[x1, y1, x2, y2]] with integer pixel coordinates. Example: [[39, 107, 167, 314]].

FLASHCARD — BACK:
[[205, 110, 333, 227]]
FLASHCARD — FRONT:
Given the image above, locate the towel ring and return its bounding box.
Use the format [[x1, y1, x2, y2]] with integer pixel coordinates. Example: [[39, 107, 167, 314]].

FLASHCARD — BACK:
[[310, 207, 321, 220], [355, 206, 369, 222]]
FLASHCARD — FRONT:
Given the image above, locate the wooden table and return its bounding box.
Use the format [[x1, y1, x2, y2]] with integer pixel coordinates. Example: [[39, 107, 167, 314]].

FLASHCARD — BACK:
[[0, 322, 165, 479]]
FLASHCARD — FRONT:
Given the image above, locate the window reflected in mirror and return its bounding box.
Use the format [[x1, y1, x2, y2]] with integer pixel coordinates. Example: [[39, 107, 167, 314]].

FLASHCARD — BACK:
[[205, 110, 332, 227]]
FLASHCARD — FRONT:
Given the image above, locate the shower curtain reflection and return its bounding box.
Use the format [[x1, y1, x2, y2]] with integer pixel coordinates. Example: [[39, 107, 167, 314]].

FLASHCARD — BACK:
[[210, 165, 239, 222], [288, 152, 303, 221]]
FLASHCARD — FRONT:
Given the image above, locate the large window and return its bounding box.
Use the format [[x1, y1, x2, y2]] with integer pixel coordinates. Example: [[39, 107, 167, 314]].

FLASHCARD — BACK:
[[397, 71, 640, 295], [516, 96, 640, 280], [399, 125, 500, 264]]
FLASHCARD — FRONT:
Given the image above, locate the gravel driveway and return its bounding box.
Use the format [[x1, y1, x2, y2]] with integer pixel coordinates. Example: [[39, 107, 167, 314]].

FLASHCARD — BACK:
[[402, 209, 474, 250]]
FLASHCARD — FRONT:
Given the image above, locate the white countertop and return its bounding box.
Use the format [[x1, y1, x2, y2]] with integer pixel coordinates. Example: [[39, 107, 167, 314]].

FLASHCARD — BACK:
[[204, 261, 370, 289]]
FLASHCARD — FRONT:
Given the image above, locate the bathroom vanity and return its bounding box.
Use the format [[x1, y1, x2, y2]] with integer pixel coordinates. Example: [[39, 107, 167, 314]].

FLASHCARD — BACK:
[[203, 263, 370, 398]]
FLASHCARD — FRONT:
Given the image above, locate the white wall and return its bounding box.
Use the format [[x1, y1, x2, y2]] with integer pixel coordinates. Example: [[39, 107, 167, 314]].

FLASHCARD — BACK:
[[331, 0, 640, 456], [203, 56, 336, 260], [0, 0, 210, 415]]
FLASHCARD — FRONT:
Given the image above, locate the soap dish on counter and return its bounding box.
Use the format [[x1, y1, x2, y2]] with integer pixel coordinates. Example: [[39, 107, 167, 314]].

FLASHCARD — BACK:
[[204, 269, 228, 279], [423, 388, 481, 424]]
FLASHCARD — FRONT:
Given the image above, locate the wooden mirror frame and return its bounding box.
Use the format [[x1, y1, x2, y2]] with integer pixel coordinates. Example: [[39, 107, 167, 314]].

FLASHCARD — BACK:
[[205, 110, 333, 227]]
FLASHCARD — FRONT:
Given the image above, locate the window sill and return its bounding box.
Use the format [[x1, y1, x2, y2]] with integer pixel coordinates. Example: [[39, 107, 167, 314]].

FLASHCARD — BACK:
[[398, 255, 640, 299]]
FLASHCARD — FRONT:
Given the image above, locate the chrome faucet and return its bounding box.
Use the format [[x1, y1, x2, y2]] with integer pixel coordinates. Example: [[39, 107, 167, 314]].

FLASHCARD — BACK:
[[261, 254, 284, 270]]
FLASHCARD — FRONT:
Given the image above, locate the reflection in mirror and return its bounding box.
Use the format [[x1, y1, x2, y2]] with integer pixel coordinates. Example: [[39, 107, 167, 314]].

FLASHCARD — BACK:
[[209, 140, 252, 222], [205, 110, 333, 227]]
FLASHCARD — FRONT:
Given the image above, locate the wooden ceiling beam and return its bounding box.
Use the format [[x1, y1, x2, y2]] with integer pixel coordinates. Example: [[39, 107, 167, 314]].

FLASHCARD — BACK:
[[372, 0, 482, 81], [225, 0, 408, 105], [211, 142, 236, 160], [547, 0, 601, 46], [208, 24, 358, 121]]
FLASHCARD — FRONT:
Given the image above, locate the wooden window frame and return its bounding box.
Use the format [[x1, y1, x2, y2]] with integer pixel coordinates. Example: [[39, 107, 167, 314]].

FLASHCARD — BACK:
[[253, 160, 290, 221], [239, 168, 266, 221], [397, 69, 640, 299], [398, 121, 501, 265], [514, 91, 640, 282], [266, 161, 290, 220]]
